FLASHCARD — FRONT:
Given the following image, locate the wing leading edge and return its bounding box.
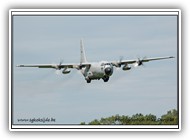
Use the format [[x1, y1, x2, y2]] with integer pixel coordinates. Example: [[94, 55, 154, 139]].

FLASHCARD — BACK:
[[16, 63, 91, 70], [111, 56, 174, 67], [17, 56, 174, 69]]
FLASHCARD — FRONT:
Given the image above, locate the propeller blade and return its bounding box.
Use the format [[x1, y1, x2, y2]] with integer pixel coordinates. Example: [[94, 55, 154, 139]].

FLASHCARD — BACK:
[[134, 56, 147, 67], [55, 70, 61, 75], [118, 56, 123, 67], [57, 59, 64, 70], [59, 59, 64, 65]]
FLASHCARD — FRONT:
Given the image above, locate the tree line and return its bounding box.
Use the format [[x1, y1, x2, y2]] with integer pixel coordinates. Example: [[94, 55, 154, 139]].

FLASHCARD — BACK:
[[81, 109, 178, 125]]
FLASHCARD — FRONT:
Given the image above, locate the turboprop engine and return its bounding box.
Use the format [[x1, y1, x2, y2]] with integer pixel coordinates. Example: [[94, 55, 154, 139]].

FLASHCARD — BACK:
[[122, 64, 131, 71], [62, 68, 71, 74]]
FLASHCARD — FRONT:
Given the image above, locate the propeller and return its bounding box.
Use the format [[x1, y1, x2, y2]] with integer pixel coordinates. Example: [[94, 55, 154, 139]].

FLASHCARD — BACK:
[[53, 59, 64, 75], [118, 56, 123, 67], [55, 69, 62, 75], [54, 59, 63, 75], [113, 56, 123, 67], [55, 59, 64, 70], [134, 56, 147, 67]]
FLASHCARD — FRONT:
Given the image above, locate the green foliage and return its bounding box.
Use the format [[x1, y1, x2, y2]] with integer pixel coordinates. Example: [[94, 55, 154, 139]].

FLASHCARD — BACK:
[[80, 122, 86, 125], [160, 109, 178, 125], [89, 119, 101, 125], [81, 109, 178, 125]]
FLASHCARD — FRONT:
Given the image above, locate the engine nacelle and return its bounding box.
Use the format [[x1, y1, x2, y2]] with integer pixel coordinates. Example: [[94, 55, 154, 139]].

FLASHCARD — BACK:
[[62, 68, 71, 74], [122, 65, 131, 71]]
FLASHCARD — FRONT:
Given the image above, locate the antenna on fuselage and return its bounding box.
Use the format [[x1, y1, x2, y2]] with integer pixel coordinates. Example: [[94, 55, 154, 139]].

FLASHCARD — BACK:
[[80, 39, 88, 63]]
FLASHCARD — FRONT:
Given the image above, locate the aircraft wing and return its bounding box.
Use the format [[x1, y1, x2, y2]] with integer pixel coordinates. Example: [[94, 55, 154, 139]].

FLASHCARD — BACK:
[[16, 63, 91, 70], [111, 56, 174, 67]]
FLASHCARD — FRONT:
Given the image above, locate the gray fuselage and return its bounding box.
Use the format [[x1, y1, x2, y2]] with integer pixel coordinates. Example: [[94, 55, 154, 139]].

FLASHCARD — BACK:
[[81, 61, 113, 80]]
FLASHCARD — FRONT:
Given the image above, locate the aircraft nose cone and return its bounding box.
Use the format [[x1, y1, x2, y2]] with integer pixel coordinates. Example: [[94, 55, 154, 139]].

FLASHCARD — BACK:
[[105, 67, 112, 75]]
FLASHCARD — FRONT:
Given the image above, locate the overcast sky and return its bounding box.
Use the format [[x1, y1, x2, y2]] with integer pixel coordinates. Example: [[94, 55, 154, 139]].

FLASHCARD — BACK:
[[13, 14, 178, 124]]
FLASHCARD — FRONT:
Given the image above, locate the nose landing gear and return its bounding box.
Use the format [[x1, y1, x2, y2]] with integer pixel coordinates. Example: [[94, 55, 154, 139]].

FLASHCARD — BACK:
[[85, 77, 91, 83]]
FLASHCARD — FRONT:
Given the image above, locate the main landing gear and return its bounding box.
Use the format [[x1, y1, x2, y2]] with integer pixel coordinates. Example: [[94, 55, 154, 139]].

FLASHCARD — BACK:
[[85, 77, 109, 83], [86, 79, 91, 83], [102, 76, 109, 82]]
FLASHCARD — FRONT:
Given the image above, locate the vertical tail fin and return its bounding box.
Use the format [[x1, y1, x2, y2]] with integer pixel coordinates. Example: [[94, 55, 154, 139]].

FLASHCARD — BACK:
[[80, 39, 88, 63]]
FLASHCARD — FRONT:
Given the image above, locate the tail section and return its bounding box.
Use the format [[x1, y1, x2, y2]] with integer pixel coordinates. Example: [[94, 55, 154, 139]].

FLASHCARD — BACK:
[[80, 39, 88, 63]]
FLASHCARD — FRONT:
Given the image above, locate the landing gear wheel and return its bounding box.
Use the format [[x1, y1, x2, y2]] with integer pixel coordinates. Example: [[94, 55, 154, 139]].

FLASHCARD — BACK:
[[86, 79, 91, 83], [85, 76, 91, 83], [103, 77, 109, 82], [85, 77, 91, 83]]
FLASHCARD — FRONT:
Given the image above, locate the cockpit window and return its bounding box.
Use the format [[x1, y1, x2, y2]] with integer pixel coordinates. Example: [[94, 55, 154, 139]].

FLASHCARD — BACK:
[[105, 63, 111, 65], [101, 62, 111, 66]]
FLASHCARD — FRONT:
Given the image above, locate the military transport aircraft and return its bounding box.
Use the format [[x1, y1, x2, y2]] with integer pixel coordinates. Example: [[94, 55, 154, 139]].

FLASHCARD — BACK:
[[17, 40, 174, 83]]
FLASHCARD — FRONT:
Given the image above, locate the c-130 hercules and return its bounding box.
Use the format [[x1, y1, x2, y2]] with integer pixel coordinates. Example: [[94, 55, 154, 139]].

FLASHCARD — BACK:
[[17, 40, 174, 83]]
